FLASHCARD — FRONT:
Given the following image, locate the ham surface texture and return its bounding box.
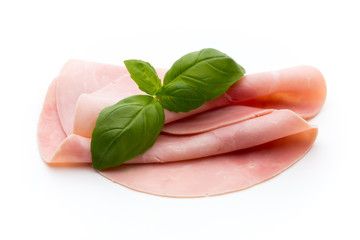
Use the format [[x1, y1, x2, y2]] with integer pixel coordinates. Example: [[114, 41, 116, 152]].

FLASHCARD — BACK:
[[38, 59, 326, 197]]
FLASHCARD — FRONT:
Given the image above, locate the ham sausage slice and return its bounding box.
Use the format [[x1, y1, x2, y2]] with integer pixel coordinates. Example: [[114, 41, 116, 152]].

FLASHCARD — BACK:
[[38, 77, 91, 164], [56, 60, 129, 135], [40, 109, 316, 165], [228, 65, 326, 119], [100, 128, 317, 197], [128, 110, 315, 164], [38, 77, 67, 162], [162, 105, 273, 135], [72, 65, 326, 138], [72, 69, 167, 138], [37, 60, 326, 197]]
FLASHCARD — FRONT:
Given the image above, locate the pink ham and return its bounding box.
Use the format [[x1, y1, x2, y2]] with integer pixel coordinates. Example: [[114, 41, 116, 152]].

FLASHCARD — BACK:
[[73, 69, 167, 138], [162, 105, 273, 135], [72, 69, 167, 138], [56, 60, 129, 135], [50, 134, 91, 164], [40, 108, 316, 165], [37, 76, 91, 164], [72, 65, 326, 138], [37, 60, 326, 197], [128, 110, 315, 164], [38, 77, 67, 163], [100, 128, 317, 197], [227, 65, 327, 119]]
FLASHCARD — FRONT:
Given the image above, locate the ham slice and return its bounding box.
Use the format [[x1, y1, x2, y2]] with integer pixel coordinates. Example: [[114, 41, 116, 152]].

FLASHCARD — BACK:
[[38, 76, 91, 164], [73, 69, 167, 138], [100, 128, 317, 197], [229, 65, 326, 119], [40, 108, 316, 165], [128, 110, 315, 164], [50, 134, 91, 164], [56, 60, 129, 135], [72, 65, 326, 138], [38, 77, 67, 162], [37, 60, 326, 197], [162, 105, 273, 135]]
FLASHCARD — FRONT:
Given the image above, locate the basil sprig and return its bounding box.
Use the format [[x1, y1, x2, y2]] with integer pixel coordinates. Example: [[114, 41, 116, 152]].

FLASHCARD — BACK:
[[157, 48, 245, 112], [91, 48, 245, 170]]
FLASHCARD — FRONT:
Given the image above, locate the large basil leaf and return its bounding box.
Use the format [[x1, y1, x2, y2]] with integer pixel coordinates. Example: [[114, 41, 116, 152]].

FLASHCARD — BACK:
[[124, 59, 162, 95], [156, 81, 206, 112], [91, 95, 164, 170], [157, 48, 245, 112]]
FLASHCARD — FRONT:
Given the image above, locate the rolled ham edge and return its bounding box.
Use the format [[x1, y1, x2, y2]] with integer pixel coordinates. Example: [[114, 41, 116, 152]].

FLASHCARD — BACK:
[[39, 109, 318, 166]]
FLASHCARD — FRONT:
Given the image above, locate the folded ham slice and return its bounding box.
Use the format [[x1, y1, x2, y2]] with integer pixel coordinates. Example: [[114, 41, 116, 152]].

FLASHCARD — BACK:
[[162, 105, 273, 135], [37, 60, 326, 197], [72, 65, 326, 138], [38, 77, 67, 162], [56, 60, 129, 135], [42, 108, 315, 165], [100, 128, 317, 197]]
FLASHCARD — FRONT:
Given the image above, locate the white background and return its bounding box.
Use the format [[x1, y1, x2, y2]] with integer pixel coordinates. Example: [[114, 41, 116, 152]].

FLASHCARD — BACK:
[[1, 0, 359, 239]]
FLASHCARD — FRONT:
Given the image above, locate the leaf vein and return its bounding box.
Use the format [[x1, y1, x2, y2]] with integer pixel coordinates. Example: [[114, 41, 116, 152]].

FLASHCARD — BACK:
[[97, 101, 153, 164], [165, 56, 229, 85]]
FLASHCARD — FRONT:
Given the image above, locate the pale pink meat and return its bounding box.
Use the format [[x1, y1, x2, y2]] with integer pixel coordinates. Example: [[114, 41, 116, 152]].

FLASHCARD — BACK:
[[72, 65, 326, 138], [37, 60, 326, 197], [73, 69, 167, 137], [38, 77, 67, 163], [100, 128, 317, 197], [37, 76, 92, 164], [73, 74, 141, 138], [225, 65, 327, 119], [128, 110, 314, 164], [42, 109, 316, 165], [162, 105, 273, 135], [56, 60, 129, 135], [51, 134, 91, 164]]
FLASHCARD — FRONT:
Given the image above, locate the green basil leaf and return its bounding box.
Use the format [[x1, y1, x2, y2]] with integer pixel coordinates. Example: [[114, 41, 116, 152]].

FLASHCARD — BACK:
[[124, 59, 162, 95], [157, 48, 245, 112], [91, 95, 164, 170], [156, 81, 206, 112]]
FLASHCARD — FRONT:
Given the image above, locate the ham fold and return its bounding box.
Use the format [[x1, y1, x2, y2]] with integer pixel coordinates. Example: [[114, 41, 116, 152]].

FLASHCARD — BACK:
[[100, 128, 317, 197], [38, 60, 326, 197], [72, 65, 326, 138]]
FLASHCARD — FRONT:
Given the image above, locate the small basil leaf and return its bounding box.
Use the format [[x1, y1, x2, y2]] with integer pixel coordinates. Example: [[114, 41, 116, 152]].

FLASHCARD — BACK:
[[91, 95, 164, 170], [124, 59, 162, 95], [158, 48, 245, 112]]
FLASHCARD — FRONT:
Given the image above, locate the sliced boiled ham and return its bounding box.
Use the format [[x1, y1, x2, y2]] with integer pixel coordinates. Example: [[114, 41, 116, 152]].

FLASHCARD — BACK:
[[162, 105, 273, 135], [38, 77, 67, 162], [72, 69, 167, 138], [37, 59, 326, 197], [72, 65, 326, 138], [128, 110, 315, 164], [100, 128, 317, 197], [56, 60, 129, 135], [40, 108, 316, 165]]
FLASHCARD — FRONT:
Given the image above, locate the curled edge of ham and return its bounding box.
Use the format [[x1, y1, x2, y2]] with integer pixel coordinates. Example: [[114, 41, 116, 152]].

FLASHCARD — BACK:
[[37, 60, 326, 197]]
